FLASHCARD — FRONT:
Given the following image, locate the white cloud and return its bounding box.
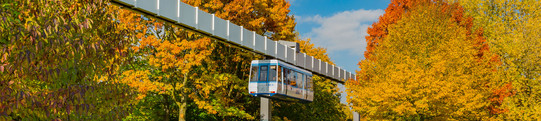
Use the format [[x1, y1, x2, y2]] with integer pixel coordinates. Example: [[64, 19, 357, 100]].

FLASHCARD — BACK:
[[299, 9, 384, 56], [296, 9, 385, 104], [296, 14, 323, 23]]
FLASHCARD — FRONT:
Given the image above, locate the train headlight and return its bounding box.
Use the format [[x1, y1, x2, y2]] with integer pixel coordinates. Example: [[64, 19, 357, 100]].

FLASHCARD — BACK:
[[250, 91, 255, 93], [270, 91, 275, 93]]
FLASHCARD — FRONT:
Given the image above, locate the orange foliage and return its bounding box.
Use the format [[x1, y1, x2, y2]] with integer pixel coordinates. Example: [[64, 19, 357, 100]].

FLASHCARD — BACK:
[[183, 0, 296, 41], [141, 35, 213, 74], [365, 0, 497, 61], [365, 0, 430, 60], [489, 82, 515, 114]]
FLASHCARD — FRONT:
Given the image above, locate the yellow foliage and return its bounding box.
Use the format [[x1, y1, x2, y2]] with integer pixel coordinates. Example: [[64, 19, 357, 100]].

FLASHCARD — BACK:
[[347, 2, 495, 120], [454, 0, 541, 119]]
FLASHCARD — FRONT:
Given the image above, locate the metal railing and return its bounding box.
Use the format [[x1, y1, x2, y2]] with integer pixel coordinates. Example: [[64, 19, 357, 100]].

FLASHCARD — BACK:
[[111, 0, 356, 83]]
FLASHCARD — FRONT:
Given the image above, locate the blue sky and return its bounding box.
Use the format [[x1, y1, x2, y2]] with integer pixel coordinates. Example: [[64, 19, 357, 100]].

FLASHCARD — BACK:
[[287, 0, 390, 104], [288, 0, 390, 73]]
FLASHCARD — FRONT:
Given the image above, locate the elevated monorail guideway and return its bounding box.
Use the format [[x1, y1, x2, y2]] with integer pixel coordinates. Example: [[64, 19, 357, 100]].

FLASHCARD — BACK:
[[111, 0, 357, 120]]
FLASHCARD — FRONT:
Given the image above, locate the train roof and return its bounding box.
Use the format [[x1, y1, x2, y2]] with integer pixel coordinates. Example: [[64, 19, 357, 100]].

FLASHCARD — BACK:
[[251, 59, 312, 75]]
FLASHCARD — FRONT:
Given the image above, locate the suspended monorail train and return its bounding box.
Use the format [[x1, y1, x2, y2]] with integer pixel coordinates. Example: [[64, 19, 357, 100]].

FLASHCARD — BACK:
[[248, 59, 314, 102]]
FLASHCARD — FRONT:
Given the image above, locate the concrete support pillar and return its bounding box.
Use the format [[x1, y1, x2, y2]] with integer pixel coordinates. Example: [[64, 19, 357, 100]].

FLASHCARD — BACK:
[[260, 97, 272, 121], [353, 111, 360, 121]]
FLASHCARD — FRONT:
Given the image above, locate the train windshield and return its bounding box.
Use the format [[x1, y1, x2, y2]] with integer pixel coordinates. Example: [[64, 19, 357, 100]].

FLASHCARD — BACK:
[[249, 65, 277, 82], [259, 66, 268, 81]]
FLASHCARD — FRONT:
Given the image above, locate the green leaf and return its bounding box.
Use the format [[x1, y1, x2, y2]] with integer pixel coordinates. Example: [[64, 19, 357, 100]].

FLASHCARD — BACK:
[[0, 39, 7, 44]]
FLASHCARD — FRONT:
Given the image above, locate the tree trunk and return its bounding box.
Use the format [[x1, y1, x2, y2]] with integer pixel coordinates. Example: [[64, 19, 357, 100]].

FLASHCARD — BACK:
[[178, 72, 188, 121], [179, 101, 186, 121], [165, 95, 170, 121]]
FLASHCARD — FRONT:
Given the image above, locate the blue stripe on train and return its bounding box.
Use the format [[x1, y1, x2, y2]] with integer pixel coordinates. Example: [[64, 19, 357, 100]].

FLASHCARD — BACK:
[[250, 93, 309, 101]]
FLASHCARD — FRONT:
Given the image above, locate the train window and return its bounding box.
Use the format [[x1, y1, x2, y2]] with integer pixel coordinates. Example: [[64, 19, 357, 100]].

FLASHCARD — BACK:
[[283, 68, 289, 84], [259, 66, 268, 81], [269, 66, 277, 81], [303, 74, 306, 89], [250, 66, 258, 82], [306, 76, 312, 90], [277, 66, 282, 82], [291, 71, 297, 87], [297, 72, 303, 88]]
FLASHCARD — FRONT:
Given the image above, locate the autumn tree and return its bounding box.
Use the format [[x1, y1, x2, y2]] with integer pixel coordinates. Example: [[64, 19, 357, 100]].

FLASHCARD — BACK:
[[111, 11, 215, 120], [453, 0, 541, 119], [0, 0, 138, 120], [347, 1, 497, 120], [364, 0, 432, 59]]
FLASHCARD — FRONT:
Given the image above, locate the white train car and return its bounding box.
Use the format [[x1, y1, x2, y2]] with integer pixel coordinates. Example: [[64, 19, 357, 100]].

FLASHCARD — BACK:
[[248, 59, 314, 102]]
